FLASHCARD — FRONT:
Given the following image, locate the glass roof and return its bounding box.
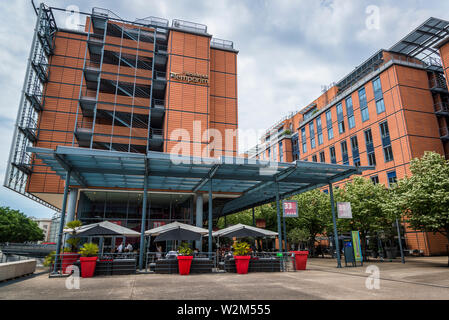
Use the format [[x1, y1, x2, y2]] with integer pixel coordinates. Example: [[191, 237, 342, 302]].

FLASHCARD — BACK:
[[28, 146, 372, 215]]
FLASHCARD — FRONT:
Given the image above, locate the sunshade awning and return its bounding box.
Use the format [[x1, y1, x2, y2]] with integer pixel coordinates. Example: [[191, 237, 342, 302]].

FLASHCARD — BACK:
[[64, 221, 140, 237], [145, 221, 209, 236], [154, 228, 204, 242], [212, 223, 278, 238], [28, 146, 373, 216]]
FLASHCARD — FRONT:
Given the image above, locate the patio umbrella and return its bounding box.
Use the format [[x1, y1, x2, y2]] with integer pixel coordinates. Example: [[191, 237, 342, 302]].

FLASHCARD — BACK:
[[146, 221, 209, 243], [212, 223, 278, 239], [154, 227, 203, 242], [63, 221, 141, 237]]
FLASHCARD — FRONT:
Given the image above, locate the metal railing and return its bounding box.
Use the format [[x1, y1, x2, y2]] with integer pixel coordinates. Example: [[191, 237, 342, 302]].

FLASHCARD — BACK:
[[144, 252, 217, 273], [211, 38, 234, 50], [172, 19, 207, 33], [48, 252, 138, 277], [440, 126, 449, 138], [434, 101, 449, 114]]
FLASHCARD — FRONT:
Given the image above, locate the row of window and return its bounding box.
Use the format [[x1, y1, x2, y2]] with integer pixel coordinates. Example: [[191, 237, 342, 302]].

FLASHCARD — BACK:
[[307, 120, 394, 167], [301, 77, 386, 153], [371, 170, 397, 187]]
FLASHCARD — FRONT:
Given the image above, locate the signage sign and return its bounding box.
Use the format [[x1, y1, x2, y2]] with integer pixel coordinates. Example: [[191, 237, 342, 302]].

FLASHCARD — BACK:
[[351, 231, 363, 262], [282, 200, 298, 218], [153, 221, 166, 228], [337, 202, 352, 219], [256, 219, 266, 228], [170, 72, 209, 84]]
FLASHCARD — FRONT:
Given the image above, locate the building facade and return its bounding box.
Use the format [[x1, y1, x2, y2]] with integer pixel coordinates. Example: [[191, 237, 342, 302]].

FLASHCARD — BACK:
[[32, 218, 52, 242], [4, 3, 239, 251], [246, 18, 449, 256]]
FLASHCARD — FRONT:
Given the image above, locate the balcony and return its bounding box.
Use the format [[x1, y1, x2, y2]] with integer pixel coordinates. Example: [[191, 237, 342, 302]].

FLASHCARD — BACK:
[[25, 89, 43, 112], [75, 120, 94, 147], [440, 127, 449, 141], [429, 77, 448, 93], [87, 34, 105, 56], [434, 102, 449, 116], [79, 96, 97, 117], [152, 71, 167, 92], [12, 152, 33, 175], [84, 61, 101, 83], [149, 128, 163, 149], [18, 117, 38, 143]]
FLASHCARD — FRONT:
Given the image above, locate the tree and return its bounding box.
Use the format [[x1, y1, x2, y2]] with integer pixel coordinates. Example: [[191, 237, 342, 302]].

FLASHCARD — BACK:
[[288, 190, 332, 256], [334, 176, 389, 260], [287, 228, 310, 250], [392, 152, 449, 244], [0, 206, 44, 243]]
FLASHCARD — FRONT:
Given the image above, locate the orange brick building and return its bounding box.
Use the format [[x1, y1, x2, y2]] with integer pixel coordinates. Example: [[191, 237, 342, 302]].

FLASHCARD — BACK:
[[246, 18, 449, 256], [5, 5, 238, 212]]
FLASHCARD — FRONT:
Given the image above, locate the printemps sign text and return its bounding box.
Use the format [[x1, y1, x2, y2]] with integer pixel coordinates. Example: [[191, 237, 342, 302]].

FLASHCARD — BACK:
[[170, 71, 209, 84]]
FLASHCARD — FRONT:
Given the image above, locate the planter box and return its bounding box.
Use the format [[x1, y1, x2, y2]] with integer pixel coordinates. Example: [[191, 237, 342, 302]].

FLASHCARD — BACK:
[[0, 260, 36, 281], [155, 259, 214, 274]]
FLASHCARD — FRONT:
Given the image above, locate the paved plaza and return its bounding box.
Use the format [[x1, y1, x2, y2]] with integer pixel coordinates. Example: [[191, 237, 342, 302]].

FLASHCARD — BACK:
[[1, 257, 449, 300]]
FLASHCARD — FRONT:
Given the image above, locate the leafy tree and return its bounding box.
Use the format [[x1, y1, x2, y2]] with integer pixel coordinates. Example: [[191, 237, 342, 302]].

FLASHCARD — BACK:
[[334, 176, 389, 260], [64, 220, 82, 252], [0, 206, 44, 243], [389, 152, 449, 244], [287, 190, 332, 255], [287, 228, 310, 250]]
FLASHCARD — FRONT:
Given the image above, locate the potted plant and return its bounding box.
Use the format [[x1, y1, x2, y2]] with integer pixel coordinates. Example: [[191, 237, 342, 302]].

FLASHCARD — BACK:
[[79, 242, 99, 278], [233, 241, 251, 274], [177, 242, 193, 275], [62, 220, 82, 274]]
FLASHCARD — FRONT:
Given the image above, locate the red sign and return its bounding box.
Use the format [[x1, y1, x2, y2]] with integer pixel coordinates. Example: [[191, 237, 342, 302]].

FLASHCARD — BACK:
[[282, 201, 298, 217], [153, 221, 166, 228], [256, 219, 266, 228]]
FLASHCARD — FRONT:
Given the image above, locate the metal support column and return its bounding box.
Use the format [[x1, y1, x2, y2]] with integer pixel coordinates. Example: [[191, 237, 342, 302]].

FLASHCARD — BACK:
[[282, 208, 287, 251], [252, 207, 255, 226], [139, 173, 148, 270], [53, 170, 71, 274], [208, 179, 213, 254], [195, 194, 203, 251], [396, 218, 405, 264], [329, 183, 342, 268], [275, 183, 283, 252], [66, 188, 78, 223]]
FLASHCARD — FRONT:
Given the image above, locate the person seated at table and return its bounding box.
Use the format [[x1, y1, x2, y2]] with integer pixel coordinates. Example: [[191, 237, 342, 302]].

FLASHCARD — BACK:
[[117, 242, 124, 253], [125, 242, 133, 252]]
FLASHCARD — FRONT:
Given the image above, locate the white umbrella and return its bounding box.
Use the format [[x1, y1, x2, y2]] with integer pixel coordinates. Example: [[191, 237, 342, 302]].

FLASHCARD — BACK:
[[212, 223, 278, 238], [145, 221, 209, 236], [63, 221, 141, 237]]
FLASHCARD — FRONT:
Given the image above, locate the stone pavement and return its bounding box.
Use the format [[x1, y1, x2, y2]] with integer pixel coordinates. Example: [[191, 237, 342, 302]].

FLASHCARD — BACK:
[[1, 257, 449, 300]]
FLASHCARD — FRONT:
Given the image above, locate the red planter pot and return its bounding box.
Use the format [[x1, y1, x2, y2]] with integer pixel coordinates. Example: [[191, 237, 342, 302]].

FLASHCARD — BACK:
[[291, 251, 308, 270], [61, 252, 79, 274], [234, 256, 251, 274], [80, 257, 98, 278], [177, 256, 193, 275]]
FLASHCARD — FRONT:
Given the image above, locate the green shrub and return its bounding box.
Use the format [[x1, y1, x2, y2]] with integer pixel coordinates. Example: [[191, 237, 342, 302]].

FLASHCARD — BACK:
[[79, 242, 99, 257], [178, 242, 193, 256], [233, 241, 250, 256]]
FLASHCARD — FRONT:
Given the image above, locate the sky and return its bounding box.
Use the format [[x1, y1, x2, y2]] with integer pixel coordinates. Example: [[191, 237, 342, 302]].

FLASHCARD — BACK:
[[0, 0, 448, 219]]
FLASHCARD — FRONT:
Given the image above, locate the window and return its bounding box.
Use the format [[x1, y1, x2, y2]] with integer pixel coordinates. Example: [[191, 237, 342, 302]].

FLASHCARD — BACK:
[[380, 121, 393, 162], [372, 77, 385, 114], [336, 103, 345, 134], [301, 128, 307, 153], [376, 99, 385, 114], [350, 135, 360, 166], [387, 171, 397, 187], [371, 176, 379, 185], [326, 110, 333, 140], [364, 128, 376, 166], [341, 140, 349, 165], [279, 141, 283, 162], [346, 97, 355, 129], [319, 151, 325, 163], [312, 155, 317, 162], [359, 87, 369, 122], [316, 117, 323, 145], [329, 146, 336, 164], [267, 148, 271, 160], [273, 145, 277, 161], [309, 122, 316, 149]]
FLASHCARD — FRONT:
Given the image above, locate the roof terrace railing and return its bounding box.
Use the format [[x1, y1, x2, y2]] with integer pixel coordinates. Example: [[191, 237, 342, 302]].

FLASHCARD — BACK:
[[211, 38, 234, 49], [92, 7, 122, 20], [135, 16, 169, 29], [172, 19, 207, 34]]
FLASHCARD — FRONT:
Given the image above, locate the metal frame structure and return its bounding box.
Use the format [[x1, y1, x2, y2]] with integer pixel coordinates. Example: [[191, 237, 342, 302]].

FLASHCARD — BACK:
[[4, 2, 57, 210], [28, 145, 373, 269]]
